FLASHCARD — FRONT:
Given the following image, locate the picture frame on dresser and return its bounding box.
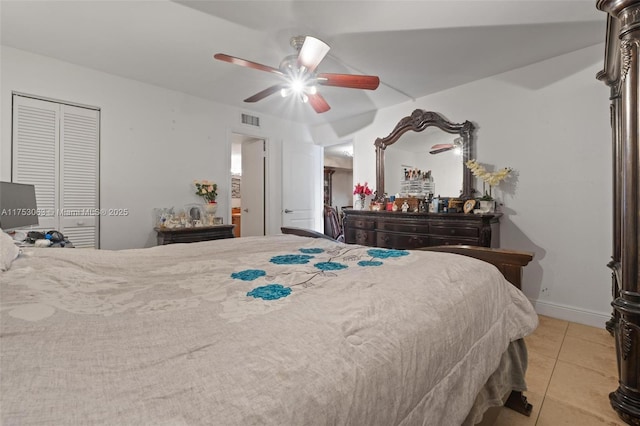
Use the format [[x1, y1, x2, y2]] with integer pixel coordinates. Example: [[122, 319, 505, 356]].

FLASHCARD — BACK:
[[185, 204, 205, 222], [463, 199, 477, 214]]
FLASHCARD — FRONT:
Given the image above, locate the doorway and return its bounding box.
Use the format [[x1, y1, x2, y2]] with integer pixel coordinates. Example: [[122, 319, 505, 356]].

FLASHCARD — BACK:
[[230, 133, 266, 237], [323, 141, 353, 236]]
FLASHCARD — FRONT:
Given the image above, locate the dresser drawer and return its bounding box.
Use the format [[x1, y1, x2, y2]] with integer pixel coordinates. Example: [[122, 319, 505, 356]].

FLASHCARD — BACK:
[[345, 229, 376, 246], [430, 224, 479, 238], [376, 232, 429, 250], [377, 220, 429, 234], [347, 218, 375, 230], [430, 236, 479, 246]]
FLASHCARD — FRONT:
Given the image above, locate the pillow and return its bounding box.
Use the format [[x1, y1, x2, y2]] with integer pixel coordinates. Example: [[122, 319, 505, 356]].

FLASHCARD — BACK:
[[0, 229, 20, 272]]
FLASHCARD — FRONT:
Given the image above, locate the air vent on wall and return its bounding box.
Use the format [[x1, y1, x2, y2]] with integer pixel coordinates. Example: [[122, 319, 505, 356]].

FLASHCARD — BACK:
[[241, 113, 260, 127]]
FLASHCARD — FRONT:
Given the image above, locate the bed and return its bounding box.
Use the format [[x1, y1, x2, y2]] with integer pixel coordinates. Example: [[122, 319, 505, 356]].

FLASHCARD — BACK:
[[0, 231, 537, 425]]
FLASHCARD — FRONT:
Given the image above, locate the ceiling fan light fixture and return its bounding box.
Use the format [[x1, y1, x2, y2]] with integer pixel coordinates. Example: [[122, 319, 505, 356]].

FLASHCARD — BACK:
[[214, 35, 378, 114], [297, 36, 330, 72], [290, 78, 305, 94]]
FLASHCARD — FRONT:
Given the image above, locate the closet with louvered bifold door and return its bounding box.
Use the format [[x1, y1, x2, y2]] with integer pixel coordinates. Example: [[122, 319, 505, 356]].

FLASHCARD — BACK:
[[12, 94, 100, 248]]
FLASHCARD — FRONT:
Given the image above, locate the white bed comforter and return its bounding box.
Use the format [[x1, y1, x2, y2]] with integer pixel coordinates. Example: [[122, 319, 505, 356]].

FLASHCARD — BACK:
[[0, 235, 537, 426]]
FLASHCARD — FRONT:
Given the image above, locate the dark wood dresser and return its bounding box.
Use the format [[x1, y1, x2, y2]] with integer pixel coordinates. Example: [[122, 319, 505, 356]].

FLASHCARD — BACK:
[[154, 225, 235, 245], [343, 209, 501, 249]]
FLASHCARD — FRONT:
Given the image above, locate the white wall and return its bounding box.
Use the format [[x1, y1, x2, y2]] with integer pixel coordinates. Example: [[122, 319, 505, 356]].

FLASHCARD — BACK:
[[1, 47, 313, 249], [331, 168, 353, 211], [313, 44, 613, 328]]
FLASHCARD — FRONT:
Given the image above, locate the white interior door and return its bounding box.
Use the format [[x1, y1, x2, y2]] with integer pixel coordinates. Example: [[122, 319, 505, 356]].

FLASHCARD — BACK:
[[58, 104, 100, 248], [12, 96, 59, 232], [240, 138, 265, 236], [282, 140, 322, 231], [12, 95, 100, 248]]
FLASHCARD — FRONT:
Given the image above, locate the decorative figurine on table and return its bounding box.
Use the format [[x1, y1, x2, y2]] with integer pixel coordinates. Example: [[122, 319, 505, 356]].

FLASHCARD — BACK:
[[401, 200, 409, 212]]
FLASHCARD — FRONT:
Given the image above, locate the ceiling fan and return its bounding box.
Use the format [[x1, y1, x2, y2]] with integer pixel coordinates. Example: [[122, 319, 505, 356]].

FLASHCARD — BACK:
[[214, 35, 380, 114]]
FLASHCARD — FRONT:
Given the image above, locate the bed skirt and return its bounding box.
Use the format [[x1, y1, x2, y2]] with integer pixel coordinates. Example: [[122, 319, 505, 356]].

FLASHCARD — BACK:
[[465, 338, 528, 425]]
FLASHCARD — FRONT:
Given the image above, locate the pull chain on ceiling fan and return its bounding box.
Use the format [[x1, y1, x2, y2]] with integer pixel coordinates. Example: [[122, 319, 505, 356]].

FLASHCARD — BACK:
[[214, 35, 380, 113]]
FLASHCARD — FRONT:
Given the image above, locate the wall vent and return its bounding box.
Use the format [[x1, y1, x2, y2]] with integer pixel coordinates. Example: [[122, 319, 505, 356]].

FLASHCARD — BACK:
[[241, 113, 260, 127]]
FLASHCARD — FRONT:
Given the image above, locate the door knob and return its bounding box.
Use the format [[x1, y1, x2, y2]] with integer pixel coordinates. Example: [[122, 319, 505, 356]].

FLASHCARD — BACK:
[[243, 208, 249, 213], [284, 209, 293, 213]]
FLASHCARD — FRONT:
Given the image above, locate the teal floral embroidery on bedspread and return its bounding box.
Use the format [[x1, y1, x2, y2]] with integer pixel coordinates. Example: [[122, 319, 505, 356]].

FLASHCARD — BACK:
[[314, 262, 348, 271], [233, 246, 411, 302], [231, 269, 266, 281], [270, 254, 315, 265], [358, 260, 383, 267], [367, 248, 409, 259], [299, 248, 324, 254], [355, 249, 408, 267], [247, 284, 292, 300]]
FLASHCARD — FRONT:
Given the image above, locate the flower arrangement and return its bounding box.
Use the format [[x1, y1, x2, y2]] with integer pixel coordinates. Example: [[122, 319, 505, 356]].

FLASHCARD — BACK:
[[465, 160, 512, 200], [353, 182, 373, 199], [194, 180, 218, 203]]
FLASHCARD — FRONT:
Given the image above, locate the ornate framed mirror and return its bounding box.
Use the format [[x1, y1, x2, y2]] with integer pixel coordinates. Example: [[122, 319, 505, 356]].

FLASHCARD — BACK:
[[374, 109, 475, 200]]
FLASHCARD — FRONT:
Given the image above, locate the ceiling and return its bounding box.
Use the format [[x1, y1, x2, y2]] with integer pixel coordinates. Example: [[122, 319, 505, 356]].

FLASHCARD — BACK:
[[0, 1, 606, 126]]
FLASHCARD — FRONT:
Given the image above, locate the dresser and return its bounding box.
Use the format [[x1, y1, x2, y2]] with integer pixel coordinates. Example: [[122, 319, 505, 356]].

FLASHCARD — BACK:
[[343, 209, 500, 249], [154, 225, 235, 245]]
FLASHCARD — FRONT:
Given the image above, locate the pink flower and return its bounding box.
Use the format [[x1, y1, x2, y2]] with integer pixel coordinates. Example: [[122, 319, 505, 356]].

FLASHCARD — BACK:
[[353, 182, 373, 196]]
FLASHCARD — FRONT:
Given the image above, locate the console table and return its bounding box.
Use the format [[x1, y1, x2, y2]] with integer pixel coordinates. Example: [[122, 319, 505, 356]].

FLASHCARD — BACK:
[[154, 225, 235, 245], [343, 209, 501, 249]]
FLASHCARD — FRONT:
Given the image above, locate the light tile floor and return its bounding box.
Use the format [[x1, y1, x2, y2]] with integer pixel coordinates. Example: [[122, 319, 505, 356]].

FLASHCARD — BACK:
[[494, 315, 625, 425]]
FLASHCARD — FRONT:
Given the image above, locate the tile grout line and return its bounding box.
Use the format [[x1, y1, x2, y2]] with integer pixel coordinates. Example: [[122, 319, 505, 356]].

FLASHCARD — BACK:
[[533, 321, 570, 426]]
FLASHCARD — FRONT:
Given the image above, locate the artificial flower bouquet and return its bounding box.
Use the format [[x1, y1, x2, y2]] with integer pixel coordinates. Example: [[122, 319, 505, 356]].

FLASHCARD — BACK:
[[353, 182, 373, 198], [194, 180, 218, 203], [465, 160, 512, 200]]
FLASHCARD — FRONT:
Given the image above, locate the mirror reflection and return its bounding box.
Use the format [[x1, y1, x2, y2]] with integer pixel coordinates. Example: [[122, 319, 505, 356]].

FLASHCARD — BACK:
[[384, 128, 463, 197], [375, 110, 475, 200]]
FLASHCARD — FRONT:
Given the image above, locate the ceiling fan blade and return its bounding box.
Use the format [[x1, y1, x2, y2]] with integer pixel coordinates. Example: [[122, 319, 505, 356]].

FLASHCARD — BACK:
[[244, 85, 285, 103], [429, 144, 455, 155], [214, 53, 283, 76], [317, 73, 380, 90], [298, 36, 330, 73], [307, 93, 331, 114]]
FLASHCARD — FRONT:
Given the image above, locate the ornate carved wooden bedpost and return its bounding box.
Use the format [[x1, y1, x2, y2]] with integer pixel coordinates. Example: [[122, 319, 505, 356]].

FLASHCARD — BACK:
[[597, 1, 640, 424]]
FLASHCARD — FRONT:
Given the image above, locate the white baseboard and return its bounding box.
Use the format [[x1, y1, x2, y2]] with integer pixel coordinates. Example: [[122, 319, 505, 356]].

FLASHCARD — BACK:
[[530, 299, 611, 329]]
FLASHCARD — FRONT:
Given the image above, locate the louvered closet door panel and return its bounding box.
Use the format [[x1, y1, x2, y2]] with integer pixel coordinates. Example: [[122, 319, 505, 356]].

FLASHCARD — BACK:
[[59, 104, 99, 248], [12, 96, 59, 231]]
